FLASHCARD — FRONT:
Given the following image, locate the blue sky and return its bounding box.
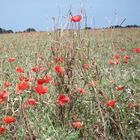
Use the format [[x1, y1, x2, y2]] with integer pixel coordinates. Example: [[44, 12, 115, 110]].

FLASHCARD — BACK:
[[0, 0, 140, 31]]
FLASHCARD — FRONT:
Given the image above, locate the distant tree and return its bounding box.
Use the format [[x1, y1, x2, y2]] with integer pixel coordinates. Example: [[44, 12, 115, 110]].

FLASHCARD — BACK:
[[109, 25, 123, 29], [106, 24, 140, 29], [0, 28, 14, 34], [24, 28, 36, 32], [6, 30, 14, 33], [84, 27, 92, 30], [0, 28, 3, 33], [125, 25, 139, 28]]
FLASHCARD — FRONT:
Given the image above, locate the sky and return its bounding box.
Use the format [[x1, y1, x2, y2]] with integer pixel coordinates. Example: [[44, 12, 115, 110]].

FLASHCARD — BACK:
[[0, 0, 140, 31]]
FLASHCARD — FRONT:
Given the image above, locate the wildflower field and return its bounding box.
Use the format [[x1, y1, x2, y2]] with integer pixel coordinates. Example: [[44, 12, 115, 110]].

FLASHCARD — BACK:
[[0, 28, 140, 140]]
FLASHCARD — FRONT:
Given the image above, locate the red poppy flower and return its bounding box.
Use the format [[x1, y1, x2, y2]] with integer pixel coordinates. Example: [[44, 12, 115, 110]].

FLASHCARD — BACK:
[[76, 88, 86, 94], [124, 55, 130, 60], [19, 76, 30, 82], [51, 81, 58, 86], [109, 60, 119, 65], [32, 66, 42, 72], [3, 116, 16, 124], [114, 54, 120, 60], [54, 65, 65, 74], [16, 67, 24, 73], [123, 60, 127, 64], [27, 98, 38, 106], [116, 86, 125, 91], [37, 78, 46, 85], [8, 57, 16, 62], [71, 15, 82, 22], [58, 94, 70, 105], [45, 74, 53, 84], [114, 61, 119, 65], [108, 60, 115, 65], [123, 55, 130, 64], [106, 99, 116, 108], [0, 90, 9, 103], [37, 75, 52, 85], [0, 125, 6, 135], [134, 47, 140, 54], [120, 48, 125, 52], [34, 84, 48, 95], [72, 121, 83, 129], [17, 81, 29, 94], [4, 82, 12, 87], [83, 63, 92, 70]]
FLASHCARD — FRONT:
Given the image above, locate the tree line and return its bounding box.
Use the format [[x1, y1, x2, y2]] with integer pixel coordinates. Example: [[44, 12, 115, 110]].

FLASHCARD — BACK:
[[0, 25, 140, 34], [0, 28, 36, 34], [106, 24, 140, 29]]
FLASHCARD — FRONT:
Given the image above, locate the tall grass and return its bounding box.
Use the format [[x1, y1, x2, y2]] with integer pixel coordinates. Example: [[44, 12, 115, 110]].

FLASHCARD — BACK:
[[0, 28, 140, 140]]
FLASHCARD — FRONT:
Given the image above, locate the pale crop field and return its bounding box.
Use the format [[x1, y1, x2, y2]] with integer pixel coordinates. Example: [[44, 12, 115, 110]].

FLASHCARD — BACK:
[[0, 28, 140, 140]]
